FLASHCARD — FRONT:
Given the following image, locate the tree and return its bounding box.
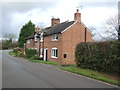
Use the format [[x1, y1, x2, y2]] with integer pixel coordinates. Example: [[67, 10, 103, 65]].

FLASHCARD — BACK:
[[18, 21, 35, 48], [102, 15, 118, 40], [3, 33, 16, 42]]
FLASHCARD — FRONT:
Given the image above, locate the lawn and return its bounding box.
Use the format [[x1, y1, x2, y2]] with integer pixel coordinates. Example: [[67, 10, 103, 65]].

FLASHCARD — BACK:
[[60, 66, 120, 86]]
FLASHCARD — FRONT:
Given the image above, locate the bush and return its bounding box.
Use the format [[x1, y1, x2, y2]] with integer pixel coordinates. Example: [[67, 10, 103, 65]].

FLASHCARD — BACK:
[[13, 47, 21, 53], [25, 48, 37, 58], [9, 51, 17, 57], [75, 41, 120, 74], [16, 51, 24, 57], [30, 55, 40, 60]]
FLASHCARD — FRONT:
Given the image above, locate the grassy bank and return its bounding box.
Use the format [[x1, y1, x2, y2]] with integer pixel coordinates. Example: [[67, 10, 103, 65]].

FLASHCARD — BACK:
[[60, 66, 119, 86]]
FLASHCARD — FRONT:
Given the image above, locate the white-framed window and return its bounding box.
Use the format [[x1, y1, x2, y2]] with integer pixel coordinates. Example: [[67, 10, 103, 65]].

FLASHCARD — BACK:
[[52, 34, 58, 41], [51, 48, 58, 58], [40, 35, 43, 42], [27, 40, 30, 44], [34, 34, 37, 42]]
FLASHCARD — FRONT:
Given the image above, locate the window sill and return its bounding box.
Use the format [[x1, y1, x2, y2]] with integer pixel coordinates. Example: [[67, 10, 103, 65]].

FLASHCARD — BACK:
[[51, 56, 58, 59], [40, 41, 43, 42], [51, 40, 58, 41]]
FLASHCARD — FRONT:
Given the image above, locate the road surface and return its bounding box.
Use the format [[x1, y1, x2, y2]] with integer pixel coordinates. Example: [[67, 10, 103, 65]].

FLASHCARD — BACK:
[[2, 50, 118, 88]]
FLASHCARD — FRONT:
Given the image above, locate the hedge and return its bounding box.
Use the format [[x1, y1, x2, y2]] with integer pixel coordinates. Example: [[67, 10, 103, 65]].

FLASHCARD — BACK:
[[25, 48, 37, 58], [75, 41, 120, 74]]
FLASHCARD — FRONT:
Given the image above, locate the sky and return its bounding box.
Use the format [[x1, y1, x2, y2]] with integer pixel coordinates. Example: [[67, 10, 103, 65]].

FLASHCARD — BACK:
[[1, 0, 119, 41]]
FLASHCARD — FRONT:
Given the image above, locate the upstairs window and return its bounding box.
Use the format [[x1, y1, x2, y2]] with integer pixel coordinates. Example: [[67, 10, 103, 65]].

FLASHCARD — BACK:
[[52, 34, 58, 41], [51, 48, 58, 58], [34, 34, 37, 42], [40, 36, 43, 42], [40, 32, 43, 42], [27, 40, 30, 44]]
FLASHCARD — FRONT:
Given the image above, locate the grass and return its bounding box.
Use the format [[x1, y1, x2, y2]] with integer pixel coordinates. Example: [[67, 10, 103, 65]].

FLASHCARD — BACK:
[[60, 66, 120, 86], [28, 59, 60, 65]]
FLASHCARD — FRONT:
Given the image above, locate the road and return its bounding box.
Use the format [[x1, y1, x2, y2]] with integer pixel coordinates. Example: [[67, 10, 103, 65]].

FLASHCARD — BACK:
[[2, 50, 118, 88]]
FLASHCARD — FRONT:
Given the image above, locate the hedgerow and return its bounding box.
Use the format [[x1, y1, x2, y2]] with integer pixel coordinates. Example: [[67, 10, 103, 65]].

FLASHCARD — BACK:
[[75, 41, 120, 74]]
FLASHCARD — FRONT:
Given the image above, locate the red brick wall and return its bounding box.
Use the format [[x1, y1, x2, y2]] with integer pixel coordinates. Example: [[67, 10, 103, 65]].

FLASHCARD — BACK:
[[61, 21, 92, 65], [44, 34, 62, 64]]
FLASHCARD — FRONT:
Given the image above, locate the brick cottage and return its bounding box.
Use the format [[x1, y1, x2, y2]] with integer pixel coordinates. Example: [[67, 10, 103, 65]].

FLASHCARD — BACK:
[[25, 9, 93, 65]]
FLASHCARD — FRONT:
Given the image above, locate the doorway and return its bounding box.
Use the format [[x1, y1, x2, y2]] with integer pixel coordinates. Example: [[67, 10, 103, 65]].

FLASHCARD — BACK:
[[44, 48, 48, 61]]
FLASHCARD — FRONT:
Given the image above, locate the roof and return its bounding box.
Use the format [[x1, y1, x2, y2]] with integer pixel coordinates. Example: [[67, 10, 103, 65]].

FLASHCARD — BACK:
[[25, 33, 34, 40], [25, 31, 40, 40], [43, 21, 76, 36], [80, 22, 93, 36]]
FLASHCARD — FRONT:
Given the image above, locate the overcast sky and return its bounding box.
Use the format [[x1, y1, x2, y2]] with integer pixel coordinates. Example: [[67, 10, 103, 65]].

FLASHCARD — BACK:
[[1, 0, 119, 40]]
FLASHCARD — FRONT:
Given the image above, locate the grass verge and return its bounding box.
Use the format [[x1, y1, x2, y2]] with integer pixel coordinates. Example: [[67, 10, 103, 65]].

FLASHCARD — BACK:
[[28, 59, 60, 65], [60, 66, 120, 86]]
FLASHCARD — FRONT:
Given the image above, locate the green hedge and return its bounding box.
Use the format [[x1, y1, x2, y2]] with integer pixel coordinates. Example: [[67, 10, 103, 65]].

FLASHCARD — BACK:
[[25, 48, 37, 58], [75, 41, 120, 74]]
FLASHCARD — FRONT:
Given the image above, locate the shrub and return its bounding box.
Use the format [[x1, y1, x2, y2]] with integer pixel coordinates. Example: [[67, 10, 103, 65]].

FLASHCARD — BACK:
[[13, 47, 21, 53], [9, 51, 17, 57], [30, 55, 40, 60], [75, 41, 120, 74], [16, 51, 24, 57], [25, 48, 37, 58]]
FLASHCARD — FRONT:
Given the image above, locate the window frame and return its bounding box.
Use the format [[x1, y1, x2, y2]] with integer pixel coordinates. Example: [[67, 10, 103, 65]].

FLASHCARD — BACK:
[[51, 48, 58, 58], [34, 34, 37, 42], [27, 40, 30, 44], [52, 34, 58, 41]]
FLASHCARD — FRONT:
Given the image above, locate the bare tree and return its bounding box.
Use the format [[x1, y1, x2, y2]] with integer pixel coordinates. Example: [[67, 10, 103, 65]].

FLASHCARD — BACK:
[[88, 26, 103, 41], [102, 15, 118, 40], [3, 33, 16, 42]]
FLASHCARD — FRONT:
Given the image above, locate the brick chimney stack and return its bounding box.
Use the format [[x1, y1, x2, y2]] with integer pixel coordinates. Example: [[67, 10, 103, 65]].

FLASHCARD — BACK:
[[51, 17, 60, 26], [74, 9, 81, 22]]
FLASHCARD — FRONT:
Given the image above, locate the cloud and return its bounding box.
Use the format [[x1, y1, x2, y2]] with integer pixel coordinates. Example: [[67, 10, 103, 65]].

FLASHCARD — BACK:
[[1, 0, 118, 41], [81, 7, 118, 27]]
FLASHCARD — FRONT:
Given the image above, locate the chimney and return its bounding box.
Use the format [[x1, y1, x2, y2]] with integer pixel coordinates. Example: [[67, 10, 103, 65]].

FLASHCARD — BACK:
[[35, 26, 40, 31], [51, 17, 60, 26], [74, 9, 81, 22]]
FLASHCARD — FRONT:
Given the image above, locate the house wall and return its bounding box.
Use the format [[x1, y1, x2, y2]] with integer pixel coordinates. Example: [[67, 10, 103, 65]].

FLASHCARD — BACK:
[[61, 22, 92, 65], [44, 34, 62, 64], [25, 39, 39, 55]]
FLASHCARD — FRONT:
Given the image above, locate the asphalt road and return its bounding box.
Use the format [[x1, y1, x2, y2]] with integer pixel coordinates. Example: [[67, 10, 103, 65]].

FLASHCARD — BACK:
[[2, 50, 118, 88]]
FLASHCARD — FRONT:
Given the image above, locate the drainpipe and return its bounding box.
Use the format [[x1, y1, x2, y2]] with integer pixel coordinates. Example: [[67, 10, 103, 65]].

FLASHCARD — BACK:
[[24, 43, 26, 55], [85, 28, 87, 42], [43, 35, 44, 60]]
